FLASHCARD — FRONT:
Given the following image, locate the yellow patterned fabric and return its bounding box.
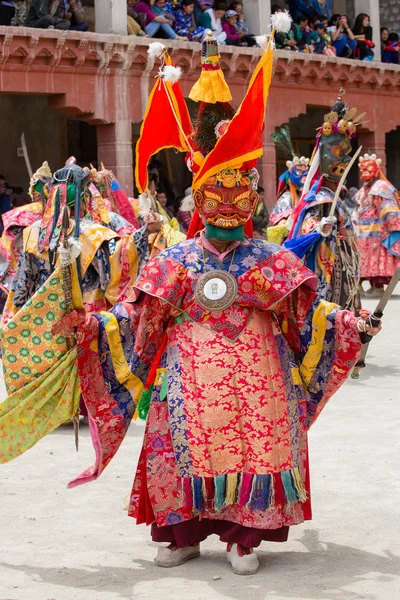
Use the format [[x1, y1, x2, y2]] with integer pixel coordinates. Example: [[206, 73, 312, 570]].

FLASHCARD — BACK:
[[299, 300, 337, 386], [267, 224, 288, 246], [101, 311, 144, 403]]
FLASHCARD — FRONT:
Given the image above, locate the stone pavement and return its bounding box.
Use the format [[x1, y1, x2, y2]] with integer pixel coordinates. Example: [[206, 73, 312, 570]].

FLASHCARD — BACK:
[[0, 294, 399, 600]]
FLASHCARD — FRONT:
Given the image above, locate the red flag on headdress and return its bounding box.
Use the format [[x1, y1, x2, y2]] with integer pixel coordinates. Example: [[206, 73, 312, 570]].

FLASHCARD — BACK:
[[135, 56, 193, 194], [192, 45, 274, 191]]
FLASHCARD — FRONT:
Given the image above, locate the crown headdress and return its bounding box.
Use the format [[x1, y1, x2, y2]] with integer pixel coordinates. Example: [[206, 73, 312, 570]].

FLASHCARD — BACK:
[[358, 153, 382, 166], [286, 156, 310, 169]]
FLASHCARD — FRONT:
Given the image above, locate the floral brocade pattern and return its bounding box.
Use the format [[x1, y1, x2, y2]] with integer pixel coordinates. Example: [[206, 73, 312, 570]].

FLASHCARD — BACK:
[[134, 238, 317, 341], [1, 268, 69, 393]]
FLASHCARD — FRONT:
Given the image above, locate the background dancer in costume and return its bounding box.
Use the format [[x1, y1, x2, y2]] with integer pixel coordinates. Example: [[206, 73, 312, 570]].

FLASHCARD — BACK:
[[286, 90, 362, 311], [355, 153, 400, 297], [268, 155, 310, 245], [2, 159, 157, 323]]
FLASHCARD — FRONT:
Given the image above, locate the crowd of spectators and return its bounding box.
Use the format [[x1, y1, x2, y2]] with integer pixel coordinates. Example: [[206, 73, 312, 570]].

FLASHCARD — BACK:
[[0, 0, 399, 64], [127, 0, 257, 45], [0, 0, 88, 30]]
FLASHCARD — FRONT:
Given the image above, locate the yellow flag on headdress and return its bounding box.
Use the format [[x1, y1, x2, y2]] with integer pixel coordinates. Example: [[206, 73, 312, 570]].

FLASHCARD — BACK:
[[192, 44, 274, 190]]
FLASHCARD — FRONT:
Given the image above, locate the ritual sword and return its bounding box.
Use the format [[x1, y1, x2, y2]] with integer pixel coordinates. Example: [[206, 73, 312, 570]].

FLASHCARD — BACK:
[[61, 207, 80, 450], [351, 264, 400, 379], [329, 145, 363, 218], [20, 133, 33, 180]]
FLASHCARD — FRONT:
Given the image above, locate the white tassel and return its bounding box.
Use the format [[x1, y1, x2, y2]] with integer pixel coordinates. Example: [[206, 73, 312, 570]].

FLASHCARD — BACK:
[[255, 35, 270, 51], [161, 65, 182, 84], [58, 238, 82, 266], [271, 10, 292, 33], [68, 238, 82, 260], [138, 193, 152, 217], [147, 42, 167, 60]]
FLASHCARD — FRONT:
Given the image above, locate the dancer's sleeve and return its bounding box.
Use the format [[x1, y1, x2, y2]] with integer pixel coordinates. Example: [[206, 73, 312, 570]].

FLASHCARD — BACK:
[[272, 285, 362, 428], [68, 294, 175, 487]]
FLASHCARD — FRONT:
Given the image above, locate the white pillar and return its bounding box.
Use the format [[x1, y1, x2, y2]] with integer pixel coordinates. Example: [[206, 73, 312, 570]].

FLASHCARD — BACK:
[[244, 0, 271, 36], [95, 0, 127, 35], [354, 0, 381, 61]]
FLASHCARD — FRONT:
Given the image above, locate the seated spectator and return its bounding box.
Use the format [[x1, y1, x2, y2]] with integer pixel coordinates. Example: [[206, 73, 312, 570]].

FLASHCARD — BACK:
[[229, 2, 247, 34], [353, 13, 374, 60], [127, 0, 147, 35], [194, 0, 212, 23], [329, 13, 356, 58], [136, 0, 185, 39], [381, 28, 400, 64], [275, 21, 301, 51], [307, 21, 335, 55], [0, 0, 15, 25], [227, 1, 256, 46], [174, 0, 205, 41], [292, 13, 308, 50], [67, 0, 88, 31], [222, 9, 242, 45], [26, 0, 71, 29], [200, 2, 227, 43], [10, 0, 27, 26]]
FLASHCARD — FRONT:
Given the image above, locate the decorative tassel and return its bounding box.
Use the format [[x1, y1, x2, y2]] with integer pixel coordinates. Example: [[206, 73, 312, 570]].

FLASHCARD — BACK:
[[183, 477, 193, 508], [250, 475, 271, 511], [271, 10, 292, 33], [255, 35, 270, 51], [148, 42, 167, 60], [238, 473, 253, 506], [225, 473, 238, 506], [137, 384, 153, 421], [193, 477, 203, 512], [204, 477, 214, 502], [281, 470, 299, 505], [162, 65, 182, 84], [273, 472, 285, 507], [246, 474, 258, 509], [214, 475, 226, 511], [292, 467, 307, 502]]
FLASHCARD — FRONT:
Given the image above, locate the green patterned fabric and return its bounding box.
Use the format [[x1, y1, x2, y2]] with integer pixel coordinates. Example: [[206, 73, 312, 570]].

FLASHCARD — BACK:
[[0, 348, 80, 463], [1, 268, 68, 393], [0, 267, 81, 463]]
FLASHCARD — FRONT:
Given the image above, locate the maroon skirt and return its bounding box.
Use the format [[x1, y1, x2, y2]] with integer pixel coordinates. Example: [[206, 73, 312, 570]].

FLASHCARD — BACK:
[[151, 517, 289, 549]]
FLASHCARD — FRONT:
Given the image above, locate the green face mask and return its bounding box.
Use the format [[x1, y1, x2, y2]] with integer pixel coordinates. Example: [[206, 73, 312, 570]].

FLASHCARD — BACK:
[[205, 224, 245, 241]]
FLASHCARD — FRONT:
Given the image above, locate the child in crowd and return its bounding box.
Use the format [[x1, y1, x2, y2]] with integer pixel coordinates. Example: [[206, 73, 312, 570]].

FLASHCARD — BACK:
[[306, 21, 327, 53], [174, 0, 205, 41], [228, 1, 248, 34], [382, 31, 400, 64], [222, 9, 243, 45]]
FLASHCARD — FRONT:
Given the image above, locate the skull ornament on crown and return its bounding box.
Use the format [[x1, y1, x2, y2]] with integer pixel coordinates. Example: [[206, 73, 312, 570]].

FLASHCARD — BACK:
[[319, 89, 365, 182], [358, 153, 382, 184]]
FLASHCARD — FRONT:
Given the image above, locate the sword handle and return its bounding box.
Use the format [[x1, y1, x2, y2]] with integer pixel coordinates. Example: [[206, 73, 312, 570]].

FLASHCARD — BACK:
[[359, 311, 382, 344]]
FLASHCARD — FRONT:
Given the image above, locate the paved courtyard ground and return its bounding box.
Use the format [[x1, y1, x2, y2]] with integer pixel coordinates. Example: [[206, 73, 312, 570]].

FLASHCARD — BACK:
[[0, 294, 399, 600]]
